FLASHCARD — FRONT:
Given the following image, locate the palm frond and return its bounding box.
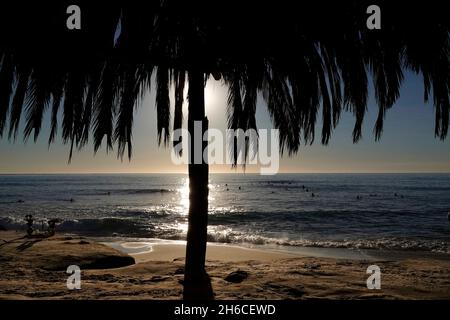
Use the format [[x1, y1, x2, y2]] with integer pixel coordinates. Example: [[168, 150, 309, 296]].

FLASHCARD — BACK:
[[0, 53, 14, 137], [9, 64, 31, 140], [224, 72, 243, 165], [241, 70, 259, 163], [23, 67, 51, 142], [93, 61, 116, 153], [114, 65, 139, 160], [173, 69, 185, 154], [156, 65, 170, 146], [336, 35, 368, 143], [48, 80, 64, 145], [262, 64, 298, 155]]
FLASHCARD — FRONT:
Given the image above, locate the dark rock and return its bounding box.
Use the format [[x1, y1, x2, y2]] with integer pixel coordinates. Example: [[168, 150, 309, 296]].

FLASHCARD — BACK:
[[225, 270, 248, 283], [174, 267, 184, 275], [264, 282, 305, 298], [172, 257, 184, 262], [304, 263, 320, 270], [149, 275, 170, 282]]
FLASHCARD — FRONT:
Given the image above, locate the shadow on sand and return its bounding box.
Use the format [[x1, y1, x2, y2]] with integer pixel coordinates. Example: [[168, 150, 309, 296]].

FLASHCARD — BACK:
[[0, 235, 27, 248], [16, 238, 43, 251], [182, 273, 214, 300]]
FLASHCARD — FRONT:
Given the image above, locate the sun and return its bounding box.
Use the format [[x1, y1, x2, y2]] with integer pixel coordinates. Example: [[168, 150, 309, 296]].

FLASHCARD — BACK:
[[204, 80, 223, 117]]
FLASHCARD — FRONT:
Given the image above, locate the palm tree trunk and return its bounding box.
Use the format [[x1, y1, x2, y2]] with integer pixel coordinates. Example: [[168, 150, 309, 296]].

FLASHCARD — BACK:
[[184, 68, 209, 284]]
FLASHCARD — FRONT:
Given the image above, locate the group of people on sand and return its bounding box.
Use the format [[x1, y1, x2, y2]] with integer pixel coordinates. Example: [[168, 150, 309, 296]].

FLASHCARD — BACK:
[[24, 214, 60, 237]]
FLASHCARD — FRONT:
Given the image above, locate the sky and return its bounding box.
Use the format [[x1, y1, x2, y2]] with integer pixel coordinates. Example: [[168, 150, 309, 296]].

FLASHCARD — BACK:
[[0, 71, 449, 174]]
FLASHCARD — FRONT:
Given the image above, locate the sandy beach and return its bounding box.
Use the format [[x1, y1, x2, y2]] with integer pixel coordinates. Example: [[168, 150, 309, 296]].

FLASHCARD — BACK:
[[1, 230, 449, 300]]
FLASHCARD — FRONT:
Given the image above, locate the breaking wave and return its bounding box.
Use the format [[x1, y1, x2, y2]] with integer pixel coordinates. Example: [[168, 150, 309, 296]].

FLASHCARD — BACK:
[[1, 214, 448, 254]]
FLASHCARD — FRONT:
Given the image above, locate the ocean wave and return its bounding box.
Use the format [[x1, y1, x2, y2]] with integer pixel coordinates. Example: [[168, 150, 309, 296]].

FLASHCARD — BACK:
[[57, 218, 153, 236], [204, 232, 450, 254], [128, 188, 173, 195], [0, 216, 152, 236], [114, 210, 171, 219], [1, 215, 449, 254], [0, 217, 26, 229], [78, 188, 174, 196], [0, 200, 26, 204], [256, 179, 300, 184]]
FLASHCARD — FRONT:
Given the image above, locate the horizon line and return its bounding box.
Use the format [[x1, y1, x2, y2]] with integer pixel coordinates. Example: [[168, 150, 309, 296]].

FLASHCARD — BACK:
[[1, 171, 449, 175]]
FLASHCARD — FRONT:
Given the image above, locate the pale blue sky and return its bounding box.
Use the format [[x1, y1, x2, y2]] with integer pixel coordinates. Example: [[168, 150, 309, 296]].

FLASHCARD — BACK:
[[0, 71, 449, 173]]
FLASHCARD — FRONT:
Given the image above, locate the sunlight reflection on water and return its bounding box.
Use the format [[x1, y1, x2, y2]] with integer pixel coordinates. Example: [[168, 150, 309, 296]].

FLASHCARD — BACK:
[[176, 177, 216, 215]]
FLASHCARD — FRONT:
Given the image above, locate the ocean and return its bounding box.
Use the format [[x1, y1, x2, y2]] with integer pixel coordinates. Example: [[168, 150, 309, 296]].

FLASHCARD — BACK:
[[0, 173, 449, 254]]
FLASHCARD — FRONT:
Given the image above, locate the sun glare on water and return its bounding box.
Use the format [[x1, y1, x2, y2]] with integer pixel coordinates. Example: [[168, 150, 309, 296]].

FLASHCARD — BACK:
[[178, 178, 190, 212], [177, 177, 216, 215]]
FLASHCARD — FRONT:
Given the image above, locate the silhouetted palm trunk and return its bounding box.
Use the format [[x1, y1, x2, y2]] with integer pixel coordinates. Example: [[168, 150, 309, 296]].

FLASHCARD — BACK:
[[184, 69, 209, 285]]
